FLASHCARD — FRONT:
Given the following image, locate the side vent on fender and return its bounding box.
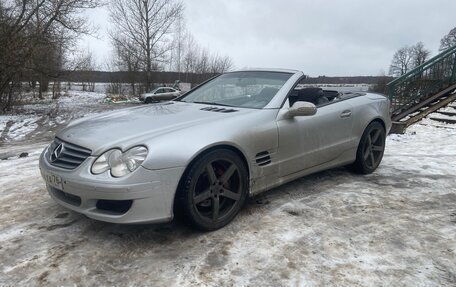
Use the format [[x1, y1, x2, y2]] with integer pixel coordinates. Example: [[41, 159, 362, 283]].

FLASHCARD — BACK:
[[255, 151, 271, 166]]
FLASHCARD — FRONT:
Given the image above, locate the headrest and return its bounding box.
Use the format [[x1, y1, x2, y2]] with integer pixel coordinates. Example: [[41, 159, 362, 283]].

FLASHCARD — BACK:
[[298, 88, 324, 102]]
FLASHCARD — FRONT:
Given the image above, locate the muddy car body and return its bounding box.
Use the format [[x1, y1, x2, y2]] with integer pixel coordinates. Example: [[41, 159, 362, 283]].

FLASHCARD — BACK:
[[39, 69, 391, 230]]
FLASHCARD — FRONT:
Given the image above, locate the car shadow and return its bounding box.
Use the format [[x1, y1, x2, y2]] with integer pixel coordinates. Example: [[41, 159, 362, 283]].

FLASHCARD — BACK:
[[48, 166, 373, 248]]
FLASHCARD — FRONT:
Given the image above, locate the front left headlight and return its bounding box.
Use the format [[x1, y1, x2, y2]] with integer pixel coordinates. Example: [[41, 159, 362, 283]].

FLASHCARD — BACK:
[[91, 146, 148, 177]]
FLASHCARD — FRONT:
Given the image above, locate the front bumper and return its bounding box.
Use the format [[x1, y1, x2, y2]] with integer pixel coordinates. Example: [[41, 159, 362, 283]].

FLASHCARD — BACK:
[[39, 147, 185, 224]]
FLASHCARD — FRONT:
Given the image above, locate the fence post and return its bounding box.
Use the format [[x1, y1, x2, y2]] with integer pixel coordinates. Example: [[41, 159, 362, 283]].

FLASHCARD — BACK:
[[452, 53, 456, 82]]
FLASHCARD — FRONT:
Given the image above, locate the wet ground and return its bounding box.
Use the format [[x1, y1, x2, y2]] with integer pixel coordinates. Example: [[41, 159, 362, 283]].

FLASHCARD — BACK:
[[0, 93, 455, 286]]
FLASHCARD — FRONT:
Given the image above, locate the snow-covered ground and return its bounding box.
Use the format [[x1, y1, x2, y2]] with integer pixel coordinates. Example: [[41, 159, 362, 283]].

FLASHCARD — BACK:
[[0, 91, 138, 146], [0, 92, 455, 286]]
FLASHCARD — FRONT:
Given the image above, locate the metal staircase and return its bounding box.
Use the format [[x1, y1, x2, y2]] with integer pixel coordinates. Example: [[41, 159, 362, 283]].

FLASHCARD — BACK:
[[387, 45, 456, 133]]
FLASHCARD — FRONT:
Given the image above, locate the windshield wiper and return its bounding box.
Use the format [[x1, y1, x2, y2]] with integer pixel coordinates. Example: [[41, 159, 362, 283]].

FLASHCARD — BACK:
[[192, 101, 234, 107]]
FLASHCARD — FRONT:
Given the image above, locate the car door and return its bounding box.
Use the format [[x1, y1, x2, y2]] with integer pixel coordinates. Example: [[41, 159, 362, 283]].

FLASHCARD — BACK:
[[276, 100, 354, 177], [152, 88, 164, 100], [171, 88, 180, 98], [164, 88, 177, 100]]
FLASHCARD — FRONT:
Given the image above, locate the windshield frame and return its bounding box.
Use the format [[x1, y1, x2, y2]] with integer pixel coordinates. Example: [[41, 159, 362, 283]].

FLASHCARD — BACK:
[[175, 71, 294, 109]]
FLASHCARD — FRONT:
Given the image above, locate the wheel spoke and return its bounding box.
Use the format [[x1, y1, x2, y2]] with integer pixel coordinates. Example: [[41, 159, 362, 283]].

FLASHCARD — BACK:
[[363, 146, 370, 160], [367, 134, 372, 146], [221, 188, 241, 201], [372, 145, 383, 152], [194, 189, 211, 204], [371, 129, 381, 143], [220, 164, 237, 184], [212, 196, 220, 220], [206, 163, 217, 184], [369, 152, 376, 167]]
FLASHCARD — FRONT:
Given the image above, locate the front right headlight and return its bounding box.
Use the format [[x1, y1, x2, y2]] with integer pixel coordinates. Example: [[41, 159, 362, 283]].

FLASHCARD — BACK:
[[91, 146, 148, 177]]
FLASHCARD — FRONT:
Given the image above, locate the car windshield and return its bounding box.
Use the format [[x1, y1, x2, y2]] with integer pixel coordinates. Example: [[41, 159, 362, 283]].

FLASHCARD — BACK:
[[178, 71, 293, 109]]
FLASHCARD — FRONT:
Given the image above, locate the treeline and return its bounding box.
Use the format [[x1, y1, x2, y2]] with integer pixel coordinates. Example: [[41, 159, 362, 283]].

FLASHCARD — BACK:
[[0, 0, 102, 110], [302, 76, 393, 85], [367, 27, 456, 94], [106, 0, 233, 96], [389, 27, 456, 77], [51, 71, 217, 86], [0, 0, 234, 111], [38, 71, 391, 86]]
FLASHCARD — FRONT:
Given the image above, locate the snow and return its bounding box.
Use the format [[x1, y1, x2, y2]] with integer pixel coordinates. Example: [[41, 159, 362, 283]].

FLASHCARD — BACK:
[[0, 92, 455, 286], [1, 116, 40, 140], [437, 105, 456, 113], [0, 91, 137, 145]]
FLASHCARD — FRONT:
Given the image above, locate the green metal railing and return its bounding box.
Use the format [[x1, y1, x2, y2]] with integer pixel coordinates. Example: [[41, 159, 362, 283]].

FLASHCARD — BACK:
[[387, 45, 456, 116]]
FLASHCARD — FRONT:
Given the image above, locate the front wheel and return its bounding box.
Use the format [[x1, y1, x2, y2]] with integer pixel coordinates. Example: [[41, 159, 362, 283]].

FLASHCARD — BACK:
[[351, 121, 386, 174], [176, 149, 248, 231]]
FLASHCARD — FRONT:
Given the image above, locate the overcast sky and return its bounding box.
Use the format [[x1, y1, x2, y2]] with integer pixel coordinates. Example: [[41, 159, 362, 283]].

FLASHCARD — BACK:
[[81, 0, 456, 76]]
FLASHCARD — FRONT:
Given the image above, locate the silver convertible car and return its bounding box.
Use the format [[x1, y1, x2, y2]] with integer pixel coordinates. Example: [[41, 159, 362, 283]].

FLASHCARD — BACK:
[[39, 69, 391, 230]]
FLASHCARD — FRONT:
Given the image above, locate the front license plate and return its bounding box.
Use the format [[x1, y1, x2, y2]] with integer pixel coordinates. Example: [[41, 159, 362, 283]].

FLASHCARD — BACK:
[[42, 171, 63, 190]]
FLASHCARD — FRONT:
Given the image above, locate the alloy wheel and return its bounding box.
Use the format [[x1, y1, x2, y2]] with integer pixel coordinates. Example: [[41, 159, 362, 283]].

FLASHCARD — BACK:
[[192, 159, 242, 222]]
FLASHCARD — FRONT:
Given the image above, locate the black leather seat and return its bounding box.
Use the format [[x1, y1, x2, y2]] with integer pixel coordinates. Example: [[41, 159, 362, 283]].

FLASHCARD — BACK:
[[290, 88, 328, 106]]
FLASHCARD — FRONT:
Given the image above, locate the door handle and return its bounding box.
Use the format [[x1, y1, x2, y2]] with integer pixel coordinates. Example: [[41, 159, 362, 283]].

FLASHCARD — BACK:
[[340, 110, 352, 118]]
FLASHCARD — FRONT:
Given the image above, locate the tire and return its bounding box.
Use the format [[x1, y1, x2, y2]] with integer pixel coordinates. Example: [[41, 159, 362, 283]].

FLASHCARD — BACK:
[[351, 121, 386, 174], [176, 149, 248, 231], [144, 97, 153, 104]]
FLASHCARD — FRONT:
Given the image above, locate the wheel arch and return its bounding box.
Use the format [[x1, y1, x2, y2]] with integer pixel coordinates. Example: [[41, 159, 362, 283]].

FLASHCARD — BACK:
[[350, 117, 387, 174], [354, 117, 387, 151], [370, 117, 386, 131], [173, 143, 251, 208]]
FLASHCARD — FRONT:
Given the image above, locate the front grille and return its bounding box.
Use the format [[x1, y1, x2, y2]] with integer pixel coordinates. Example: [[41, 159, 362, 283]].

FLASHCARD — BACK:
[[48, 138, 92, 170]]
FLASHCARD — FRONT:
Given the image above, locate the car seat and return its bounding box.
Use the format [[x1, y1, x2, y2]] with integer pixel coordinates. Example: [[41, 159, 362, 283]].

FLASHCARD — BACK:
[[289, 88, 328, 106]]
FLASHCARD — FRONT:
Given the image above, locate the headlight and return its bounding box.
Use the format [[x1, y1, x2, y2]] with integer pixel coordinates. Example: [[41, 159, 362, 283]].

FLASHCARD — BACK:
[[91, 146, 148, 177]]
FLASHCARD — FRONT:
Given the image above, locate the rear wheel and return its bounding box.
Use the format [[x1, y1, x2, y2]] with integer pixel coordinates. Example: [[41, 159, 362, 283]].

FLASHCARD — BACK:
[[351, 121, 386, 174], [177, 149, 248, 231]]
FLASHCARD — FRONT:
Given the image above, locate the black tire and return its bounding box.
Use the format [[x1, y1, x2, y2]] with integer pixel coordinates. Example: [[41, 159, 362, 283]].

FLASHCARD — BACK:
[[144, 97, 153, 104], [351, 121, 386, 174], [176, 149, 248, 231]]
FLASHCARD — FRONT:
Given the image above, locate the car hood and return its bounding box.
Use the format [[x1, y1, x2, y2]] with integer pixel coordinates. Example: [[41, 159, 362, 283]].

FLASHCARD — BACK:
[[57, 102, 253, 155]]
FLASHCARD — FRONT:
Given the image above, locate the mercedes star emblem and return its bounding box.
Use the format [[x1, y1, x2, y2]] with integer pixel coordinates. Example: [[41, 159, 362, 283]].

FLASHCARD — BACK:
[[50, 143, 64, 162]]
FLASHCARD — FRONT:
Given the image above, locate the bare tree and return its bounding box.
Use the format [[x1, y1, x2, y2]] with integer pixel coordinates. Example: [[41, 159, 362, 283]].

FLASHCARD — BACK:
[[166, 19, 234, 76], [74, 49, 98, 92], [369, 70, 390, 94], [195, 49, 210, 74], [109, 0, 184, 91], [411, 42, 431, 67], [178, 33, 233, 75], [389, 46, 413, 77], [209, 54, 234, 74], [182, 33, 199, 74], [0, 0, 101, 110], [439, 27, 456, 52], [104, 60, 125, 95], [169, 15, 185, 78], [111, 37, 142, 95]]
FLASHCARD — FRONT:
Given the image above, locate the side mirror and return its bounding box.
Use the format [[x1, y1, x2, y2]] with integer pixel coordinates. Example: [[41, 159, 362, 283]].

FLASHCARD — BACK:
[[287, 101, 317, 117]]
